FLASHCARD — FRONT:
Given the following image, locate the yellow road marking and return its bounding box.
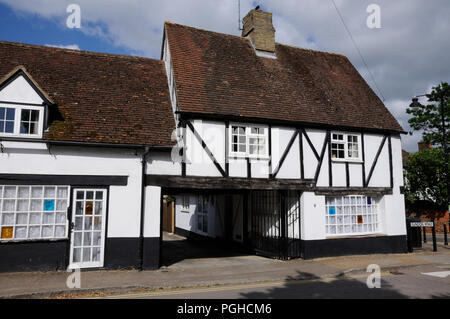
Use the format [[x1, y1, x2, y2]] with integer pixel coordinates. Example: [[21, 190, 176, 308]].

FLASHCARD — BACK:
[[92, 272, 392, 299]]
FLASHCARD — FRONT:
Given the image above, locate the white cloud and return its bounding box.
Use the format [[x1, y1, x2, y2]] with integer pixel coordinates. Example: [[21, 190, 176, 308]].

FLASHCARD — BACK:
[[1, 0, 449, 153], [45, 44, 80, 50]]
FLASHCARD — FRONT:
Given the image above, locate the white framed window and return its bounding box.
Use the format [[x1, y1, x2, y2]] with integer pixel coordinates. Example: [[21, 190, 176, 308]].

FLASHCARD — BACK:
[[325, 195, 380, 236], [331, 132, 361, 161], [181, 195, 189, 212], [196, 196, 208, 234], [0, 104, 43, 138], [229, 124, 268, 158], [0, 185, 70, 241]]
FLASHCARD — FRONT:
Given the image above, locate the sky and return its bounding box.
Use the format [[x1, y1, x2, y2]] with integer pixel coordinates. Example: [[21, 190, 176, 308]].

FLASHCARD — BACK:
[[0, 0, 448, 152]]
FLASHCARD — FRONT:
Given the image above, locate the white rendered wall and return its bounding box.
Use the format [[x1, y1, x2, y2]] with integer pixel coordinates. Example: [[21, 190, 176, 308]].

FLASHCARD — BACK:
[[143, 186, 161, 238], [300, 192, 326, 240], [377, 135, 406, 236], [147, 151, 181, 176]]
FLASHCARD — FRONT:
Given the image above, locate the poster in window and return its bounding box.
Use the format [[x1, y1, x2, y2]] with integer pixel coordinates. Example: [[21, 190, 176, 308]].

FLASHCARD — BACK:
[[85, 201, 93, 215], [1, 226, 13, 239], [357, 215, 363, 224], [44, 199, 55, 211], [328, 206, 336, 215]]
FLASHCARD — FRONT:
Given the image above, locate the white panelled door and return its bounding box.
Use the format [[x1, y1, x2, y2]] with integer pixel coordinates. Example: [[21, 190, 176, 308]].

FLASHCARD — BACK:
[[69, 188, 107, 269]]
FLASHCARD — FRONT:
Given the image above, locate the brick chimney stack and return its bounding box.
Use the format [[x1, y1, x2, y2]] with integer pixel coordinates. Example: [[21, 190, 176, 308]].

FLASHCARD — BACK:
[[242, 8, 276, 54]]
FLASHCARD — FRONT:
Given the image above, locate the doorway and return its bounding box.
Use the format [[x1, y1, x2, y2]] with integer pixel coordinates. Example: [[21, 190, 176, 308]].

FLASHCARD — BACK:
[[68, 188, 107, 269]]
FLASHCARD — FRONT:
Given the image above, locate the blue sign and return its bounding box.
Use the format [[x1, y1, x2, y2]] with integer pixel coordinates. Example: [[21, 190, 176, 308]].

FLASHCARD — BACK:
[[329, 206, 336, 215], [44, 199, 55, 211]]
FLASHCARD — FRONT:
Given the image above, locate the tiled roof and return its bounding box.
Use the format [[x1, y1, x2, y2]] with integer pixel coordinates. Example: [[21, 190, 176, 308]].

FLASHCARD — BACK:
[[165, 22, 404, 133], [0, 41, 175, 146]]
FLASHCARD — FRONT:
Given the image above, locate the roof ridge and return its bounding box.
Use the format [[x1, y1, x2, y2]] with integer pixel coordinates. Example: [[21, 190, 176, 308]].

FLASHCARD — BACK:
[[0, 40, 163, 63], [165, 22, 348, 58], [276, 42, 347, 58], [165, 21, 248, 43]]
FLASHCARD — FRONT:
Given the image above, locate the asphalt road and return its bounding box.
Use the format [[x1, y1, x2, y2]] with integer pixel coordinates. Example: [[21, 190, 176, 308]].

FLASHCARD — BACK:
[[101, 264, 450, 299]]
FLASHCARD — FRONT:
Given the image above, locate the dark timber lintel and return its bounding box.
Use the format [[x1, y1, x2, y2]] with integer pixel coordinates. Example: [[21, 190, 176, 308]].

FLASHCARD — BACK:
[[146, 175, 315, 190], [314, 187, 393, 196]]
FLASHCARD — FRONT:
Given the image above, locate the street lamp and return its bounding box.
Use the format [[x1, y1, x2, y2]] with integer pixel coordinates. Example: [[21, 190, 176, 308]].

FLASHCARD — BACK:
[[410, 93, 449, 251]]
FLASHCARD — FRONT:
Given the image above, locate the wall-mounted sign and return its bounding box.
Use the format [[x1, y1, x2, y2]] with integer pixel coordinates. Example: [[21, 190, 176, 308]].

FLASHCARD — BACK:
[[1, 226, 13, 239], [329, 206, 336, 215], [410, 222, 434, 227], [44, 199, 55, 211]]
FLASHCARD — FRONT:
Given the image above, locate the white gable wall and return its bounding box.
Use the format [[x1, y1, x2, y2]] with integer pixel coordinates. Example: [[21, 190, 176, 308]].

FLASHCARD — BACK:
[[0, 75, 44, 104]]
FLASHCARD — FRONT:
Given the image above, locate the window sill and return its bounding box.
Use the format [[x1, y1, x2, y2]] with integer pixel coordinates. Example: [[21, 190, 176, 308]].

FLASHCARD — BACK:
[[228, 154, 270, 161], [0, 237, 69, 244], [325, 232, 386, 239], [331, 158, 363, 164], [0, 133, 42, 139]]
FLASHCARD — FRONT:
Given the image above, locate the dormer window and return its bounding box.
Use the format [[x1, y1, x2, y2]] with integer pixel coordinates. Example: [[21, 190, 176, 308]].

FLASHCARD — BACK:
[[0, 104, 43, 138]]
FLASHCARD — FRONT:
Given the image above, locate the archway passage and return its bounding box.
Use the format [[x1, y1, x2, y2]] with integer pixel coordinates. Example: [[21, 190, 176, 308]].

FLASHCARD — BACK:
[[159, 189, 302, 268]]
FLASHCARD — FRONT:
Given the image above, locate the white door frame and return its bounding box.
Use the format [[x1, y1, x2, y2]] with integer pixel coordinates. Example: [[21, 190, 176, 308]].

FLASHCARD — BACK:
[[68, 188, 107, 269]]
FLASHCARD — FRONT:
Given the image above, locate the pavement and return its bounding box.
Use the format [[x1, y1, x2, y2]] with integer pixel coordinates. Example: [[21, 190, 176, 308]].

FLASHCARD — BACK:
[[0, 234, 449, 299]]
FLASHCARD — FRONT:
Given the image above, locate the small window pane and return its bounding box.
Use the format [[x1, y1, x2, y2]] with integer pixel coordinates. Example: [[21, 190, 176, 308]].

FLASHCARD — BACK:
[[44, 187, 56, 198], [57, 187, 68, 199], [15, 226, 27, 239], [29, 213, 42, 224], [56, 212, 66, 224], [31, 187, 43, 198], [18, 187, 30, 198], [4, 186, 16, 198]]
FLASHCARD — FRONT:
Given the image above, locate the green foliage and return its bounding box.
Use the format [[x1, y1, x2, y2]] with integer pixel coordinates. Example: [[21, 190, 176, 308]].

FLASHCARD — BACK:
[[406, 82, 450, 146], [404, 148, 448, 208]]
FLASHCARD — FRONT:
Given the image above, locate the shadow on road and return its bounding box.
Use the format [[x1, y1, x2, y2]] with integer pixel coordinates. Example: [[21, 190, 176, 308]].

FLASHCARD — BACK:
[[239, 271, 409, 299]]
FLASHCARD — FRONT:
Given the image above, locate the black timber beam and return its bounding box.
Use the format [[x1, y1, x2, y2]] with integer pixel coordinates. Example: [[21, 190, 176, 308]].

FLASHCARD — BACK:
[[146, 175, 315, 190]]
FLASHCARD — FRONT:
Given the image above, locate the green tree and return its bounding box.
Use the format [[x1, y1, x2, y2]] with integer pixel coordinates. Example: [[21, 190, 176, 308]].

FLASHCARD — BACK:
[[407, 82, 450, 147], [404, 148, 449, 208]]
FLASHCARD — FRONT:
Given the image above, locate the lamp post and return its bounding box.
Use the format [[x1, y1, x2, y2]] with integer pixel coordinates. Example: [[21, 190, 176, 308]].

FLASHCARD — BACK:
[[410, 93, 450, 242]]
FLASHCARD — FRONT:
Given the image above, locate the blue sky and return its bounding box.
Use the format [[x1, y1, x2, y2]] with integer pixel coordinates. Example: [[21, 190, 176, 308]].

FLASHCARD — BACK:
[[0, 2, 131, 55], [0, 0, 448, 152]]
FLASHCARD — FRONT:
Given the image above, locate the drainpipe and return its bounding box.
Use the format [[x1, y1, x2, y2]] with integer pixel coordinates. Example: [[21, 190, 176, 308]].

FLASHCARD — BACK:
[[138, 146, 151, 270]]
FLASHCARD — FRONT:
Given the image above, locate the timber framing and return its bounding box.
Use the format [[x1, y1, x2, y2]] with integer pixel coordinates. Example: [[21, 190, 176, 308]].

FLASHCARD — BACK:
[[364, 135, 387, 187], [271, 130, 298, 178], [175, 117, 395, 191], [146, 175, 315, 190], [178, 112, 407, 135], [314, 131, 330, 183], [314, 187, 393, 196], [186, 120, 226, 177]]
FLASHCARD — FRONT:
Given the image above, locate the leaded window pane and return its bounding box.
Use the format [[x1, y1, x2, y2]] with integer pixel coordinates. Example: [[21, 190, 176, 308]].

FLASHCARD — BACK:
[[0, 185, 69, 241], [325, 195, 379, 236]]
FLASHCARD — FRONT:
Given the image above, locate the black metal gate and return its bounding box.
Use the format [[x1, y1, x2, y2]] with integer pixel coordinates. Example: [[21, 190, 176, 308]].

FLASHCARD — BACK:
[[250, 190, 302, 259]]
